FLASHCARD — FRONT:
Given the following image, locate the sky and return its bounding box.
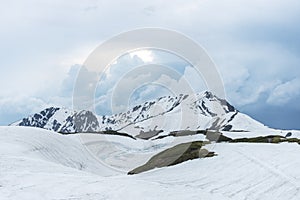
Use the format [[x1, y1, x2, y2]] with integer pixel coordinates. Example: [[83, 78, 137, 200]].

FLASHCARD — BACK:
[[0, 0, 299, 129]]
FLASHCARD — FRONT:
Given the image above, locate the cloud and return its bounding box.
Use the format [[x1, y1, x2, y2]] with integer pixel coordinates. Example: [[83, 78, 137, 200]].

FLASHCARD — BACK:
[[0, 95, 72, 125], [92, 50, 194, 114], [130, 50, 154, 62], [0, 64, 78, 125], [1, 0, 300, 128], [267, 78, 300, 105], [60, 64, 81, 97], [214, 41, 300, 107]]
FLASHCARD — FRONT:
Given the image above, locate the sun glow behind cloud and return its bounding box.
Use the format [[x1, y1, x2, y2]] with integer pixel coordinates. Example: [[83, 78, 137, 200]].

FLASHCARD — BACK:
[[0, 0, 300, 129], [130, 50, 154, 63]]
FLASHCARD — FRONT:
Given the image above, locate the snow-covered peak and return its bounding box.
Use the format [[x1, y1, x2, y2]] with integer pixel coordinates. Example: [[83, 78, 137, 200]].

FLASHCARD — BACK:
[[11, 91, 268, 135]]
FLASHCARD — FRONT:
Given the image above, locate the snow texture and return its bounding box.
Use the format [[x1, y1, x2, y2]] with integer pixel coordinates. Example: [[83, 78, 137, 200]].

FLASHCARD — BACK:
[[1, 126, 300, 200]]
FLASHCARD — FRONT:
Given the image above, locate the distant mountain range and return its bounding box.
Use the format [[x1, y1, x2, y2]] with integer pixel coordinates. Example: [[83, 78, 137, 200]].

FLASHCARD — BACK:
[[11, 91, 268, 136]]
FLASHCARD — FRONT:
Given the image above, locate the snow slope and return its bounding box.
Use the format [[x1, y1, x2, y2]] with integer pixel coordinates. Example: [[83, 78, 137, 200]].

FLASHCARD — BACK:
[[1, 126, 300, 200]]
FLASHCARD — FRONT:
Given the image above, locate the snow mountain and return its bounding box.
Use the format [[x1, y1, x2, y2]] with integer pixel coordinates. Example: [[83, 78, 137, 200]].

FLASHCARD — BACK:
[[3, 92, 300, 200], [11, 91, 267, 135]]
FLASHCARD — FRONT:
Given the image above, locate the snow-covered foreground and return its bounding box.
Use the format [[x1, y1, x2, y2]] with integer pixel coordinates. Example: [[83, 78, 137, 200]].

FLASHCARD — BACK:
[[1, 126, 300, 200]]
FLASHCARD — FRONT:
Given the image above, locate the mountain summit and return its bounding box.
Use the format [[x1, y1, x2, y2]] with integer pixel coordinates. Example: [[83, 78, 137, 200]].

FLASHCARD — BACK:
[[11, 91, 267, 135]]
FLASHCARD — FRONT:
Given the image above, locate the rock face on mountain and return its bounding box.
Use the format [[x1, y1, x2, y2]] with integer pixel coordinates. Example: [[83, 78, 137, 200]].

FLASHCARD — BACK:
[[16, 107, 60, 130], [11, 91, 267, 135]]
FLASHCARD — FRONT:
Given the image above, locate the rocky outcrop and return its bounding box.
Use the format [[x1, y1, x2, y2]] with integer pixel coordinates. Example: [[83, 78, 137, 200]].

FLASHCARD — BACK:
[[128, 141, 216, 175]]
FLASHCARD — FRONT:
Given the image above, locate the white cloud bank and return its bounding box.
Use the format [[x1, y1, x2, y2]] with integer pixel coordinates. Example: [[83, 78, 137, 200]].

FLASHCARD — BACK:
[[267, 78, 300, 105], [0, 0, 300, 128]]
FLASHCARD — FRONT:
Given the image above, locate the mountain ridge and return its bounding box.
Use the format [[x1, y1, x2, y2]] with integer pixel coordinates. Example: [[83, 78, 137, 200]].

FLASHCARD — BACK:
[[11, 91, 268, 135]]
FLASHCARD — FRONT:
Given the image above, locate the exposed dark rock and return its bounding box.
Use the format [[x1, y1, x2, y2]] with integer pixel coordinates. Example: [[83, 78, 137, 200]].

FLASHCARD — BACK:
[[209, 118, 226, 130], [170, 130, 199, 137], [230, 135, 300, 144], [226, 111, 239, 124], [52, 120, 61, 132], [218, 98, 236, 113], [285, 132, 292, 138], [183, 94, 189, 100], [132, 105, 141, 112], [222, 125, 233, 131], [206, 131, 232, 142], [99, 130, 136, 140], [153, 130, 207, 140], [136, 130, 163, 140], [60, 111, 100, 133], [128, 141, 216, 175], [204, 91, 214, 99], [201, 101, 217, 117], [18, 107, 60, 128]]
